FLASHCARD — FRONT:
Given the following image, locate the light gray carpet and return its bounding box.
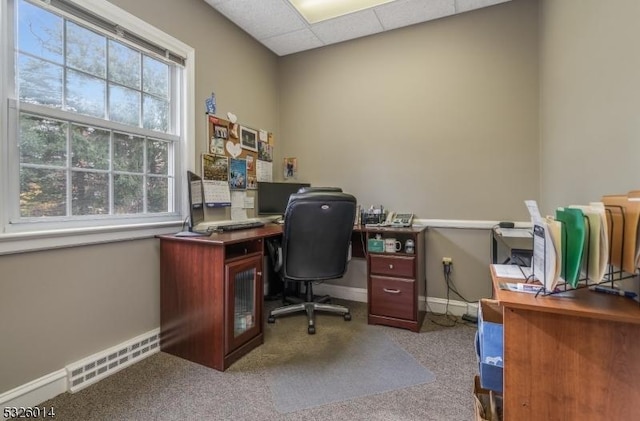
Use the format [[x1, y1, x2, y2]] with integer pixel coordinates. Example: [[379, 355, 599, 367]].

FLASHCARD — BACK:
[[37, 300, 478, 420], [269, 325, 436, 413]]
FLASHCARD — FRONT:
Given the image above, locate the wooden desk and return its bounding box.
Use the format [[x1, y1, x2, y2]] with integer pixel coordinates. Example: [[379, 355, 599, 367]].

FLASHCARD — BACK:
[[157, 224, 426, 371], [491, 266, 640, 420], [158, 225, 282, 371]]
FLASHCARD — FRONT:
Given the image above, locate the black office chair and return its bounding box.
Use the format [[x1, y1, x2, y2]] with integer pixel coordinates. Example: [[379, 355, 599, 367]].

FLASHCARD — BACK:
[[297, 186, 342, 194], [267, 191, 357, 334]]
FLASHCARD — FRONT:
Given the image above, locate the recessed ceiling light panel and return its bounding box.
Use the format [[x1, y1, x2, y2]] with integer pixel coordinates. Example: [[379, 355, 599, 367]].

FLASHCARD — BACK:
[[289, 0, 395, 24]]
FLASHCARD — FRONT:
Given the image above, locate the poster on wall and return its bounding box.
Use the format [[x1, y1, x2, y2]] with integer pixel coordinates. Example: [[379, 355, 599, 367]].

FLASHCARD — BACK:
[[229, 158, 247, 190], [284, 157, 297, 179]]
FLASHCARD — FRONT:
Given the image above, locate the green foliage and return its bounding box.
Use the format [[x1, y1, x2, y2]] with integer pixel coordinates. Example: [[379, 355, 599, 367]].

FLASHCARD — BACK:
[[15, 0, 175, 219]]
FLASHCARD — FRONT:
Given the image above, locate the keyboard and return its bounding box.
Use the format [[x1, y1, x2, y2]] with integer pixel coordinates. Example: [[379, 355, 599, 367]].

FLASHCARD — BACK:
[[216, 221, 265, 232]]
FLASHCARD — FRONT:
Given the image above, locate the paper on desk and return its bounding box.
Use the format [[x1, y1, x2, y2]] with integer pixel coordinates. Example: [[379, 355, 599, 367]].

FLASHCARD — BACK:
[[570, 204, 607, 282], [526, 200, 560, 291], [499, 282, 543, 294], [231, 191, 248, 220], [492, 264, 532, 279]]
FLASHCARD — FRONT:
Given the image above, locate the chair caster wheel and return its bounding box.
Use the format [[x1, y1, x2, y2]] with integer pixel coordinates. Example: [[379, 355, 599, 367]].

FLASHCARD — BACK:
[[268, 316, 275, 323], [344, 313, 352, 321], [308, 326, 316, 334]]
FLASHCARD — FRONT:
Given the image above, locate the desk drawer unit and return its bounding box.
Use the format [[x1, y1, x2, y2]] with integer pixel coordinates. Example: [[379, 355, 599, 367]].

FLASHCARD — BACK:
[[365, 226, 426, 332], [370, 275, 415, 320], [369, 254, 415, 278]]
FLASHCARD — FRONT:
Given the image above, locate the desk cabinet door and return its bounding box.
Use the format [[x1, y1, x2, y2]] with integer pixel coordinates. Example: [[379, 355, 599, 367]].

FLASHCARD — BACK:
[[225, 254, 262, 354]]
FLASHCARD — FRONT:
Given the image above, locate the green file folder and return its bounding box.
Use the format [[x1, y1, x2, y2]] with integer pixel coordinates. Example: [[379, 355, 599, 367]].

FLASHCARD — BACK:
[[555, 207, 586, 287]]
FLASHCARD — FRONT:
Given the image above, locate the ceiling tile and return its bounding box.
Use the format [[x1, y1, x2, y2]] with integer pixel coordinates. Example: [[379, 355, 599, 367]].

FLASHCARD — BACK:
[[204, 0, 514, 56], [455, 0, 511, 13], [375, 0, 456, 31], [214, 0, 307, 40], [311, 9, 384, 46], [261, 28, 324, 56]]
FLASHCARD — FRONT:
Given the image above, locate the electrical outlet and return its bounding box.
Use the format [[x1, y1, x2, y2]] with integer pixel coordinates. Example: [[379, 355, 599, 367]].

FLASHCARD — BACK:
[[442, 257, 452, 265]]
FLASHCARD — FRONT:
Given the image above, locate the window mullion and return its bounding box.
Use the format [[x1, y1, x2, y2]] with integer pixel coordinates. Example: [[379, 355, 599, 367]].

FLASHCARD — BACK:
[[142, 136, 147, 214], [108, 130, 114, 215], [66, 122, 72, 217]]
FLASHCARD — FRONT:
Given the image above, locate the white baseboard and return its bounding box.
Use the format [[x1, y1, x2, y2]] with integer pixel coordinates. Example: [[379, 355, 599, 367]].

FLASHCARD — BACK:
[[0, 328, 160, 419], [0, 370, 67, 420], [313, 283, 368, 303], [313, 284, 478, 318]]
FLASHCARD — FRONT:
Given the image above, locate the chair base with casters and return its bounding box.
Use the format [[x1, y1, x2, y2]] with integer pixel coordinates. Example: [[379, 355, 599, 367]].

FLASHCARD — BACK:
[[267, 280, 351, 334]]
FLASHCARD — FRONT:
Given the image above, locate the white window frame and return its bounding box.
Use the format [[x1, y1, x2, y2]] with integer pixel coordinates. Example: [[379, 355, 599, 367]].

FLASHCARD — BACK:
[[0, 0, 195, 254]]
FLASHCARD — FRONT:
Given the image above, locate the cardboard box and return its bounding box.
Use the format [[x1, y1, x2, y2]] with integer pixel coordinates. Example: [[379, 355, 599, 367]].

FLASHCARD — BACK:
[[473, 375, 503, 421], [478, 299, 504, 393]]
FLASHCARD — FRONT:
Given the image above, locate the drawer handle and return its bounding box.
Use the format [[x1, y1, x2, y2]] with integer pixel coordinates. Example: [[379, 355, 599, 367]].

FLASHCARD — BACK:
[[389, 264, 394, 269], [383, 288, 400, 294]]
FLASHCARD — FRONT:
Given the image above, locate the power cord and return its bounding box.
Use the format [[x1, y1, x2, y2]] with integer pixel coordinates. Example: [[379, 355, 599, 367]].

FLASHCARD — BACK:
[[426, 260, 477, 327]]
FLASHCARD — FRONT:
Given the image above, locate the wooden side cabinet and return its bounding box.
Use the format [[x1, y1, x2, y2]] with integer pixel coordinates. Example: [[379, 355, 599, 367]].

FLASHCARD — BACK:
[[366, 226, 427, 332], [158, 233, 268, 371], [491, 267, 640, 420]]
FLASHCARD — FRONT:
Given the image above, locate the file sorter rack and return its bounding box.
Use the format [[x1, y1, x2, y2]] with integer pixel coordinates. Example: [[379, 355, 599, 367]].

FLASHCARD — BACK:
[[528, 206, 639, 302], [528, 216, 592, 297]]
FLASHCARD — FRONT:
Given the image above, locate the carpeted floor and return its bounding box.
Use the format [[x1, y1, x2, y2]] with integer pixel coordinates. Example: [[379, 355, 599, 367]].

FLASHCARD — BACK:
[[37, 299, 478, 421]]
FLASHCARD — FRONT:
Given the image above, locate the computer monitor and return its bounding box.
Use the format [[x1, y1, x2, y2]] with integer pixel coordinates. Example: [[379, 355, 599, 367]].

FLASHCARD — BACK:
[[187, 171, 205, 231], [257, 181, 311, 216]]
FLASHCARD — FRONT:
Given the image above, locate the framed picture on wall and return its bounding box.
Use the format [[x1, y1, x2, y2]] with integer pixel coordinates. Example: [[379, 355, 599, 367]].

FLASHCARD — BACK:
[[240, 126, 258, 151]]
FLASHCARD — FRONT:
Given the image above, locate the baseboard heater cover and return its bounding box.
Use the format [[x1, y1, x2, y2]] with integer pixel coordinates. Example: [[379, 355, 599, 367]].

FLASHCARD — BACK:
[[65, 328, 160, 393]]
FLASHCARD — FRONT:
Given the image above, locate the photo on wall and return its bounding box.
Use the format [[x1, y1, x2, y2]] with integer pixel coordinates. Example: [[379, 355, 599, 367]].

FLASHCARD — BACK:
[[240, 126, 258, 151], [210, 136, 225, 155], [246, 154, 257, 189], [258, 140, 273, 162]]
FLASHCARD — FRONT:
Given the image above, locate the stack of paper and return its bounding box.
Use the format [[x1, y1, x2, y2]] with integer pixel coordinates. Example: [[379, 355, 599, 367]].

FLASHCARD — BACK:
[[525, 200, 562, 291], [569, 203, 608, 282], [628, 190, 640, 271], [555, 207, 586, 288], [602, 193, 640, 274]]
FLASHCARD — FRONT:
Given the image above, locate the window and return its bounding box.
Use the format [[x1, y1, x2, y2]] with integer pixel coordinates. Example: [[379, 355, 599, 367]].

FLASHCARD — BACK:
[[0, 0, 195, 253]]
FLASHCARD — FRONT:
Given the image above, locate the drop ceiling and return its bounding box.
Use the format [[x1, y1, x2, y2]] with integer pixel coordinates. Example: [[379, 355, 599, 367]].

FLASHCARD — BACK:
[[204, 0, 512, 56]]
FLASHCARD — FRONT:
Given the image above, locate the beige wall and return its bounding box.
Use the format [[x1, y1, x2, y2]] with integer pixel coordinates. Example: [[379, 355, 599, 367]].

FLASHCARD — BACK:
[[278, 0, 539, 221], [278, 0, 539, 295], [0, 240, 159, 390], [0, 0, 279, 392], [539, 0, 640, 215]]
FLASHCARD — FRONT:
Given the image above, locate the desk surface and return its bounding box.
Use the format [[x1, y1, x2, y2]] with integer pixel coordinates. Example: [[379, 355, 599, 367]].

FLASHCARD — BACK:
[[160, 224, 427, 245], [491, 265, 640, 324], [159, 224, 283, 245]]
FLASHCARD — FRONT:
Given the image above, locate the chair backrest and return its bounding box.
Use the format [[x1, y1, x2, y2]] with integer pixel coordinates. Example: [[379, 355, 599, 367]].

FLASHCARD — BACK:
[[296, 186, 343, 194], [282, 191, 356, 281]]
